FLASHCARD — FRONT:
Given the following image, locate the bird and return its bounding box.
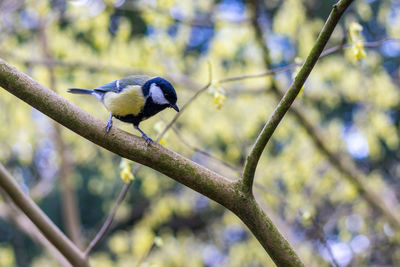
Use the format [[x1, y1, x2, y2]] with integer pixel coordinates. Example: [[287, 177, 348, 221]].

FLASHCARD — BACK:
[[68, 75, 179, 144]]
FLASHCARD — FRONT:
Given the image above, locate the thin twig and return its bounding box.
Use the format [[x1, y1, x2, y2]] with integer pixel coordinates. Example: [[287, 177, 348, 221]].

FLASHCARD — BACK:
[[83, 177, 133, 256], [84, 63, 213, 256], [219, 63, 299, 84], [227, 87, 272, 96], [219, 38, 400, 84], [158, 62, 213, 138], [320, 37, 399, 57], [317, 224, 340, 267], [171, 126, 241, 172], [242, 0, 355, 194]]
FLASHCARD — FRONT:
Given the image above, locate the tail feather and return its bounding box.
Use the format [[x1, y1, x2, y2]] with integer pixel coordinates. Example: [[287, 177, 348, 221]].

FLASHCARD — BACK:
[[67, 88, 93, 95]]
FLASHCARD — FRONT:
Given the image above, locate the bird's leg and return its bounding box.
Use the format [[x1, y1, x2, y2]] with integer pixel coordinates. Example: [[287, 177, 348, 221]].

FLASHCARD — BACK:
[[105, 114, 113, 133], [134, 125, 152, 145]]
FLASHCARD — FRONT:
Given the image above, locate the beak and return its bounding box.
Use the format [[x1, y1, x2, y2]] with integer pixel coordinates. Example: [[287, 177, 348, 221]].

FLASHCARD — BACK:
[[171, 103, 179, 112]]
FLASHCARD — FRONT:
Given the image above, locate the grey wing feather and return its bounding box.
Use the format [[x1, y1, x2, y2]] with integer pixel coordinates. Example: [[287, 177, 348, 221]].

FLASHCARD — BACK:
[[94, 75, 150, 93], [119, 75, 150, 89], [94, 80, 119, 93]]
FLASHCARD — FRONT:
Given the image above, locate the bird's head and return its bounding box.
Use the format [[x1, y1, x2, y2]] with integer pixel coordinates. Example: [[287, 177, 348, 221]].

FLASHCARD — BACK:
[[144, 77, 179, 112]]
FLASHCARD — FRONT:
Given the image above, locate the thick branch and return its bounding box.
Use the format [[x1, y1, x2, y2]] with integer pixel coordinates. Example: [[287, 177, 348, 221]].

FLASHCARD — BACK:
[[234, 196, 305, 266], [0, 164, 87, 267], [242, 0, 354, 193]]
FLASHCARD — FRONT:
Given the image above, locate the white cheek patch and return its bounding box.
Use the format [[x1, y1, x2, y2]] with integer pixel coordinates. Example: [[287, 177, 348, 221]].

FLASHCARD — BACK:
[[150, 83, 169, 104]]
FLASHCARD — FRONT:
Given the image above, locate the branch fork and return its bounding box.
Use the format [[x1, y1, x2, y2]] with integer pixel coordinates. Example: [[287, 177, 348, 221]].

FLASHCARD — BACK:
[[242, 0, 355, 194]]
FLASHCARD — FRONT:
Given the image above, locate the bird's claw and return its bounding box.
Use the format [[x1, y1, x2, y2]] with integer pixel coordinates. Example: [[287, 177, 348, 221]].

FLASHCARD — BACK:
[[142, 134, 152, 145], [105, 120, 113, 133], [134, 125, 152, 145]]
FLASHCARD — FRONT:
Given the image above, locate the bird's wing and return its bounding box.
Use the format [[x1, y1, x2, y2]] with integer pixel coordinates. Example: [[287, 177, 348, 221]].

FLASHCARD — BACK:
[[94, 80, 119, 93], [94, 75, 150, 93], [119, 75, 150, 89]]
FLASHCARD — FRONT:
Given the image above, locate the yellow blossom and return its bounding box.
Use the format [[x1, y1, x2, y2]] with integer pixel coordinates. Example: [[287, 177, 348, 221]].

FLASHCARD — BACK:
[[120, 159, 134, 184], [352, 40, 366, 60], [348, 22, 366, 61], [214, 90, 226, 109], [209, 83, 227, 109], [349, 22, 363, 42]]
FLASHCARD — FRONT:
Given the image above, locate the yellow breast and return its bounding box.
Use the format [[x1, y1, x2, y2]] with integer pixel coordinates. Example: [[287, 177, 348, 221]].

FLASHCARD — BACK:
[[103, 85, 145, 116]]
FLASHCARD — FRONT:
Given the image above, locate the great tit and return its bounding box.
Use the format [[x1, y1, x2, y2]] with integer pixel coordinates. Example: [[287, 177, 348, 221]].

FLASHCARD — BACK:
[[68, 75, 179, 143]]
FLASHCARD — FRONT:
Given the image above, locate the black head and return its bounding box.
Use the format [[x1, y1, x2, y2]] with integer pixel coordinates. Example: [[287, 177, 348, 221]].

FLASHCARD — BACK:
[[143, 77, 179, 112]]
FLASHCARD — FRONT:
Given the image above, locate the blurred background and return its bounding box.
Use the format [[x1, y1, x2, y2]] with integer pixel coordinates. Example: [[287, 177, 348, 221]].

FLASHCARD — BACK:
[[0, 0, 400, 266]]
